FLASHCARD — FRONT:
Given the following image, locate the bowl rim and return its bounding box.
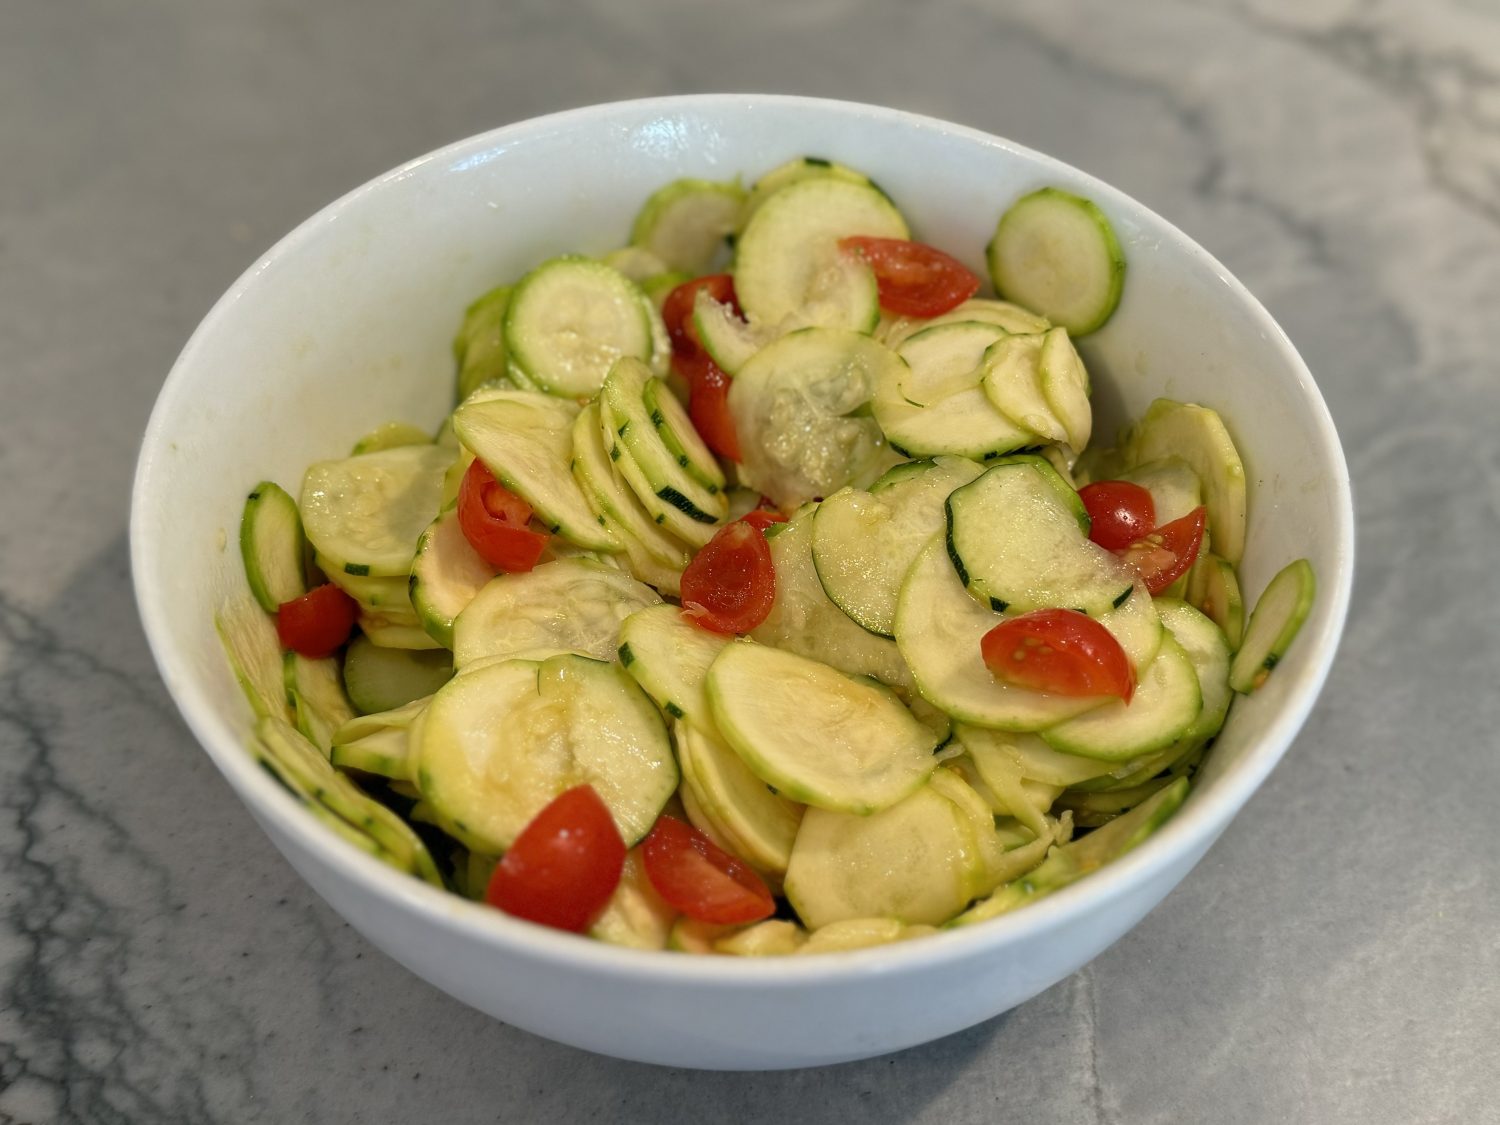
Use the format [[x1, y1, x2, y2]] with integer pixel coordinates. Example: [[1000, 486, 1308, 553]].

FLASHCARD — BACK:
[[131, 92, 1354, 984]]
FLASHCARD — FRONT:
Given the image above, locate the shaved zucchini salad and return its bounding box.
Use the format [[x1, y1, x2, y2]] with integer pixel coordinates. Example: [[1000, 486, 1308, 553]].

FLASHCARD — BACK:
[[218, 156, 1316, 955]]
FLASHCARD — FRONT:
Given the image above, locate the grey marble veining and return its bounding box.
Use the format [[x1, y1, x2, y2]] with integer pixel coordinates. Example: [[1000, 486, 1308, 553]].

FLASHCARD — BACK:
[[3, 1, 1499, 1121]]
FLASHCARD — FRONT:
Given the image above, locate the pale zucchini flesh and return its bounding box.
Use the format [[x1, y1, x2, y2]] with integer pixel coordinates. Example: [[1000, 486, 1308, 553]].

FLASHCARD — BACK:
[[300, 445, 451, 578], [1127, 399, 1248, 564], [452, 391, 620, 552], [630, 178, 745, 274], [706, 642, 939, 815], [417, 655, 677, 853], [1229, 558, 1316, 693], [570, 400, 692, 569], [987, 187, 1126, 336], [1040, 633, 1202, 760], [674, 720, 803, 875], [240, 481, 308, 612], [452, 558, 661, 670], [981, 333, 1068, 444], [342, 633, 453, 715], [617, 604, 730, 729], [409, 509, 497, 648], [1038, 327, 1093, 452]]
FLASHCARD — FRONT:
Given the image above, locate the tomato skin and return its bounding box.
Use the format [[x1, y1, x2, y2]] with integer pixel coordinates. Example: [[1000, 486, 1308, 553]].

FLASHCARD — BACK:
[[738, 508, 787, 533], [980, 608, 1135, 702], [276, 583, 359, 658], [679, 520, 776, 635], [457, 459, 549, 572], [1079, 481, 1156, 551], [685, 358, 742, 463], [1116, 506, 1206, 595], [641, 815, 774, 925], [838, 236, 981, 317], [485, 785, 626, 933]]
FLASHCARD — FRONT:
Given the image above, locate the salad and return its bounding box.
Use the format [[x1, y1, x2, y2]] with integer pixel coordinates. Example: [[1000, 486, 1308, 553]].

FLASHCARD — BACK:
[[217, 157, 1317, 956]]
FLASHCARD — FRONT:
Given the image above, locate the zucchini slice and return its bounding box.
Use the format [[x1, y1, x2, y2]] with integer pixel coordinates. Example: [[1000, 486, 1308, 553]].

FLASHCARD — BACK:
[[1039, 633, 1202, 761], [750, 506, 915, 692], [706, 642, 939, 815], [894, 537, 1106, 731], [215, 596, 295, 723], [570, 400, 691, 569], [240, 481, 308, 612], [1156, 598, 1233, 744], [674, 720, 804, 876], [617, 604, 731, 729], [350, 421, 431, 456], [451, 557, 661, 670], [283, 651, 356, 756], [810, 456, 984, 637], [642, 376, 726, 493], [955, 724, 1117, 788], [453, 283, 514, 402], [1188, 552, 1246, 650], [341, 633, 453, 714], [874, 322, 1038, 460], [945, 458, 1134, 616], [784, 781, 978, 930], [1120, 457, 1203, 525], [503, 256, 653, 397], [1038, 327, 1093, 452], [588, 849, 678, 951], [1127, 399, 1247, 564], [737, 155, 877, 233], [601, 356, 727, 546], [728, 328, 900, 509], [692, 290, 770, 375], [986, 186, 1126, 336], [330, 695, 429, 781], [980, 333, 1068, 444], [877, 298, 1050, 350], [416, 655, 677, 853], [299, 445, 451, 578], [1228, 558, 1316, 694], [409, 509, 497, 648], [735, 177, 906, 332], [630, 178, 745, 274], [452, 390, 620, 552]]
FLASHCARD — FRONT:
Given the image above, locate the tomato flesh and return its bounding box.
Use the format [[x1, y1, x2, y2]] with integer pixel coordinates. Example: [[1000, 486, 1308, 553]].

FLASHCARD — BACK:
[[738, 508, 787, 533], [457, 458, 549, 572], [276, 583, 359, 658], [1079, 481, 1156, 551], [838, 236, 981, 317], [1115, 506, 1206, 595], [485, 785, 626, 933], [641, 815, 774, 925], [980, 608, 1134, 702], [685, 358, 742, 463], [679, 520, 775, 635]]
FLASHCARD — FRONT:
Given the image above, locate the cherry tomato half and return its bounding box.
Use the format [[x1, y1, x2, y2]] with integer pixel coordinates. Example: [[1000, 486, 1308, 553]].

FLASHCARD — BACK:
[[457, 459, 549, 573], [276, 583, 359, 658], [1115, 506, 1207, 595], [641, 815, 774, 925], [485, 784, 626, 933], [980, 608, 1135, 702], [838, 236, 981, 318], [1079, 480, 1156, 551], [679, 520, 776, 635]]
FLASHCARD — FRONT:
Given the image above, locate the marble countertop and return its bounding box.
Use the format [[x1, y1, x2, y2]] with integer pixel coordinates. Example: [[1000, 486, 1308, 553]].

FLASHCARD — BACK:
[[4, 1, 1498, 1120]]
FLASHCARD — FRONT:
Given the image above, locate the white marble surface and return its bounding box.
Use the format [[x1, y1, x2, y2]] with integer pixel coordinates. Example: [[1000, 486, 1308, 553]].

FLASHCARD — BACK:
[[3, 0, 1498, 1120]]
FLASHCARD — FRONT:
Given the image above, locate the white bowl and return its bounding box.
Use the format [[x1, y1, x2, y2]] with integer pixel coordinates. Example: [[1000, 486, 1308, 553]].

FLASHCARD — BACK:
[[131, 95, 1353, 1070]]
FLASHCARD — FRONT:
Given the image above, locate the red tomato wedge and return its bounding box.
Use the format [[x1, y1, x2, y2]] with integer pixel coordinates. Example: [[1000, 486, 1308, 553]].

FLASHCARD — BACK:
[[981, 608, 1135, 702], [838, 236, 981, 317], [641, 815, 774, 925], [1079, 480, 1156, 551], [685, 358, 742, 463], [276, 583, 358, 658], [457, 459, 549, 573], [1115, 506, 1206, 595], [679, 520, 775, 635], [485, 785, 626, 933], [738, 508, 788, 533]]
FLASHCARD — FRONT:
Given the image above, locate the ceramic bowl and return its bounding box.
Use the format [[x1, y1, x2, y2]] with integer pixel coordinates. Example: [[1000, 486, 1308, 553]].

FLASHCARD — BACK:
[[131, 95, 1353, 1070]]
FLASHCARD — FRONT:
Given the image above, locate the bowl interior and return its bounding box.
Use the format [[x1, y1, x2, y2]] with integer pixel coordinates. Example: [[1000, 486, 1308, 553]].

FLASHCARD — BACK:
[[133, 95, 1352, 996]]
